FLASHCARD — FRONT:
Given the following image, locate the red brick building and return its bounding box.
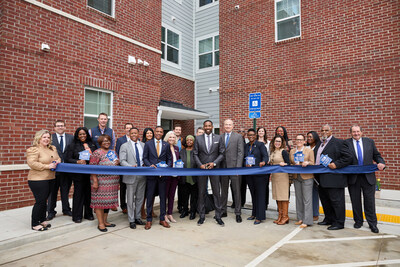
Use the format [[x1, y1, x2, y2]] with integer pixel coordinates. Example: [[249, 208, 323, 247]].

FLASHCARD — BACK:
[[219, 0, 399, 189], [0, 0, 197, 210]]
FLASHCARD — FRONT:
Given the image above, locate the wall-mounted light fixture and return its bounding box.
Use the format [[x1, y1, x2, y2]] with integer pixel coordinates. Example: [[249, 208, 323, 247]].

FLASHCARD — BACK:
[[41, 43, 50, 52], [128, 55, 136, 65]]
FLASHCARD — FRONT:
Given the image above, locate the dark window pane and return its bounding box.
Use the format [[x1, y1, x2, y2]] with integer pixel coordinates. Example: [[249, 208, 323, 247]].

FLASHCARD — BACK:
[[277, 16, 300, 41], [199, 53, 213, 69], [161, 27, 165, 42], [199, 0, 213, 7], [215, 51, 219, 66], [88, 0, 112, 15], [167, 46, 179, 64], [161, 43, 165, 59]]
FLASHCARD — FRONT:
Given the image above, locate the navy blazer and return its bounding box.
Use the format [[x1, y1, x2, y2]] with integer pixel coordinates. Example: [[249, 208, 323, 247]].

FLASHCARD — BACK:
[[243, 141, 269, 167], [344, 137, 385, 185], [314, 136, 352, 188], [143, 139, 172, 167], [51, 133, 74, 162], [115, 135, 129, 156]]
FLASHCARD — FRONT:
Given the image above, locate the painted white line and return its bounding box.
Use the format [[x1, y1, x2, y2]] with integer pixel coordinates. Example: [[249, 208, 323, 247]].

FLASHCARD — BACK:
[[301, 259, 400, 267], [287, 234, 397, 244], [245, 227, 303, 267]]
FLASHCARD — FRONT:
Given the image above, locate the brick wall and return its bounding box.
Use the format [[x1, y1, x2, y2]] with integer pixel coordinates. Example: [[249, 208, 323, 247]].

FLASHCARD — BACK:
[[219, 0, 400, 189], [0, 0, 163, 210], [161, 72, 195, 137]]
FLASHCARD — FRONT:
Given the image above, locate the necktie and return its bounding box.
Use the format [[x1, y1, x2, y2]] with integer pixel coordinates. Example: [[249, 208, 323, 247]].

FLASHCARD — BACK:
[[321, 139, 326, 147], [156, 140, 160, 157], [225, 133, 230, 147], [59, 135, 64, 152], [207, 135, 211, 152], [135, 142, 141, 166], [356, 140, 363, 165]]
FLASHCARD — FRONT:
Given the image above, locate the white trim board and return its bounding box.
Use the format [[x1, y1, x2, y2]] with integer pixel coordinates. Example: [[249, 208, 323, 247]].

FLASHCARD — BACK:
[[23, 0, 161, 54]]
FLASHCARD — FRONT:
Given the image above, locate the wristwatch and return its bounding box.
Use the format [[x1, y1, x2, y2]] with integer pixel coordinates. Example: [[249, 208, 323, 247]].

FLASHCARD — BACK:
[[213, 162, 216, 167]]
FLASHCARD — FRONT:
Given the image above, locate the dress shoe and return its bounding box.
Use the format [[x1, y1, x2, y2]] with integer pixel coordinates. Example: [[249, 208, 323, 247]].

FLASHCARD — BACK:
[[189, 212, 196, 220], [327, 225, 344, 230], [318, 221, 332, 226], [40, 221, 51, 228], [122, 208, 128, 214], [167, 215, 177, 223], [130, 222, 136, 229], [180, 211, 188, 218], [111, 207, 117, 212], [236, 215, 242, 223], [63, 211, 73, 216], [215, 218, 225, 226], [197, 217, 205, 226], [370, 225, 379, 233], [313, 216, 319, 221], [159, 220, 171, 228], [97, 226, 107, 232], [105, 223, 116, 227], [247, 216, 255, 220], [145, 221, 152, 230], [295, 220, 303, 225], [221, 212, 228, 218], [134, 219, 145, 225], [300, 224, 308, 228], [354, 222, 363, 229], [46, 213, 56, 221], [84, 215, 94, 221], [73, 219, 82, 223], [230, 203, 235, 208], [254, 220, 261, 225]]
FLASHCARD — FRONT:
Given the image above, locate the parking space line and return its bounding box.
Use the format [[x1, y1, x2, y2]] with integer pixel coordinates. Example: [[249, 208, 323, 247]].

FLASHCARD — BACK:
[[286, 234, 397, 244], [245, 227, 303, 267], [300, 259, 400, 267]]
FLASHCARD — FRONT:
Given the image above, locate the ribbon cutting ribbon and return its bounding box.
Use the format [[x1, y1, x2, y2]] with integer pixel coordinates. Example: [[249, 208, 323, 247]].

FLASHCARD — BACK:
[[56, 163, 378, 176]]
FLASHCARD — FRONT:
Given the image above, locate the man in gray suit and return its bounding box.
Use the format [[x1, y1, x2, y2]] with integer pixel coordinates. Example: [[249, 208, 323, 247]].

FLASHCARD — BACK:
[[221, 119, 244, 223], [193, 120, 225, 226], [119, 127, 146, 229]]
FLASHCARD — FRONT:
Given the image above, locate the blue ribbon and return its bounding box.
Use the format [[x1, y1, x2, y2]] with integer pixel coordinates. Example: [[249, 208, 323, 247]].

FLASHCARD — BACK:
[[56, 163, 378, 176]]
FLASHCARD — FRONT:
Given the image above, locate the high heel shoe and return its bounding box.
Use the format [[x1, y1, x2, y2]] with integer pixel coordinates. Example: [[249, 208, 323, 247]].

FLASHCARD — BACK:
[[294, 220, 303, 225], [168, 215, 176, 223], [164, 216, 170, 223]]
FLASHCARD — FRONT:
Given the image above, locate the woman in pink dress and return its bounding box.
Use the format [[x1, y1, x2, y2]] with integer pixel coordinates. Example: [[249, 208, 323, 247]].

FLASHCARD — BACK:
[[90, 134, 120, 232]]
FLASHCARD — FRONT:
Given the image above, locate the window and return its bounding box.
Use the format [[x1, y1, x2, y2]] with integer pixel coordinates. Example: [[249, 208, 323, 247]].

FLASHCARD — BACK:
[[161, 26, 181, 67], [88, 0, 114, 17], [199, 0, 218, 8], [84, 88, 113, 129], [198, 34, 219, 70], [275, 0, 301, 42]]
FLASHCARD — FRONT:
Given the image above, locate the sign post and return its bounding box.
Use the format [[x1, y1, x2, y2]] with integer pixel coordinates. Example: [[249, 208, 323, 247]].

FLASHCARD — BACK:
[[249, 93, 261, 130]]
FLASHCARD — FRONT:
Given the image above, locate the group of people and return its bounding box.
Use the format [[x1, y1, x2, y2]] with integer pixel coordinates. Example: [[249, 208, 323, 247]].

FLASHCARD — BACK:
[[26, 113, 385, 234]]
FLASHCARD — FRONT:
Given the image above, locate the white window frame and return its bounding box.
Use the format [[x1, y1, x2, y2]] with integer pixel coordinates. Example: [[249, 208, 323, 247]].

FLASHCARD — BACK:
[[274, 0, 301, 42], [84, 87, 113, 128], [161, 23, 182, 69], [87, 0, 115, 18], [196, 32, 219, 73], [196, 0, 218, 12]]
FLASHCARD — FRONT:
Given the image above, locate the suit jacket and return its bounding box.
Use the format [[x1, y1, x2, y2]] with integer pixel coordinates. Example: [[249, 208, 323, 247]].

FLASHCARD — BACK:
[[143, 139, 172, 167], [289, 147, 315, 179], [115, 135, 129, 157], [243, 141, 269, 167], [221, 132, 244, 168], [193, 133, 225, 168], [344, 137, 385, 185], [120, 140, 145, 184], [314, 136, 352, 188], [51, 133, 74, 162]]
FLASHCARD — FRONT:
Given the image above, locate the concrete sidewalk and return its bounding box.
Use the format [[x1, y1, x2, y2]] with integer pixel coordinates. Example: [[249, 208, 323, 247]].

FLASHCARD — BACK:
[[0, 186, 399, 266]]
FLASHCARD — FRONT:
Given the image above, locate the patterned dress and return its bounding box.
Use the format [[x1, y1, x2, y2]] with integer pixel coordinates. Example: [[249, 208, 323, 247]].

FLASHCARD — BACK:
[[89, 149, 119, 209]]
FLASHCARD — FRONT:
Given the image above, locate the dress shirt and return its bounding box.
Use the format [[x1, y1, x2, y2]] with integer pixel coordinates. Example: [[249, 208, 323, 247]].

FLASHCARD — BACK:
[[352, 138, 364, 161], [130, 140, 143, 166], [316, 135, 333, 165], [154, 138, 162, 155], [56, 133, 65, 152], [205, 133, 212, 152]]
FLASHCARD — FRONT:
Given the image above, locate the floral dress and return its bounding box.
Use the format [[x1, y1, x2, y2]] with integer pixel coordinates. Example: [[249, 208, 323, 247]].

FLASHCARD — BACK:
[[89, 149, 119, 209]]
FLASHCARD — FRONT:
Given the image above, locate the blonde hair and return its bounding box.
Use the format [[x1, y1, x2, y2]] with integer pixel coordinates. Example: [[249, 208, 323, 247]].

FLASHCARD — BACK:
[[32, 130, 53, 150], [164, 131, 177, 145]]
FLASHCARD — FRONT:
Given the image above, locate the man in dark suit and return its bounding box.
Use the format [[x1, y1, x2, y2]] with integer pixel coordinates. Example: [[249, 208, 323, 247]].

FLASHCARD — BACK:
[[344, 125, 385, 233], [315, 124, 352, 230], [115, 123, 133, 214], [220, 119, 244, 223], [193, 120, 225, 226], [142, 126, 172, 230], [47, 120, 74, 220]]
